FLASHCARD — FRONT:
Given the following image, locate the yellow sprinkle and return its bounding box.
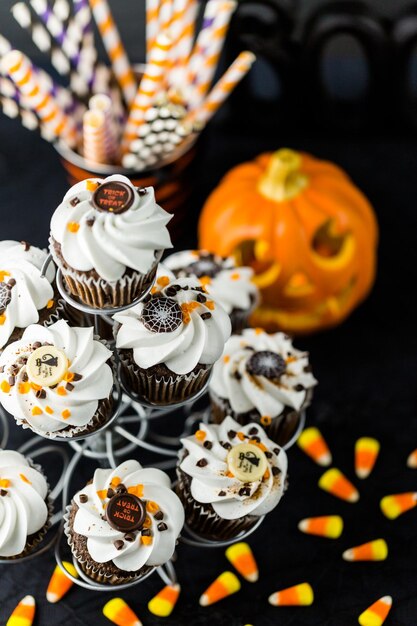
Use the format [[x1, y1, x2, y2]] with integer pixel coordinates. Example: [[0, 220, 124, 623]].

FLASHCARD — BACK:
[[32, 407, 43, 416], [86, 180, 99, 191], [0, 314, 6, 325], [0, 479, 10, 488]]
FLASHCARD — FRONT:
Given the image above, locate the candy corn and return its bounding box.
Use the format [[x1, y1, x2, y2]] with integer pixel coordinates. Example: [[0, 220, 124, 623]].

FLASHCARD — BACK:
[[46, 561, 78, 603], [355, 437, 380, 479], [343, 539, 388, 562], [199, 571, 241, 606], [6, 596, 35, 626], [225, 542, 259, 582], [297, 427, 332, 467], [103, 598, 142, 626], [407, 448, 417, 468], [298, 515, 344, 539], [319, 468, 359, 503], [148, 583, 181, 617], [380, 492, 417, 519], [268, 582, 314, 607], [358, 596, 392, 626]]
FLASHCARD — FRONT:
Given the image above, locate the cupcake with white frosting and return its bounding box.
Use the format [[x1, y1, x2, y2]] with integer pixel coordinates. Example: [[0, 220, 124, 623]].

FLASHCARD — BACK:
[[163, 250, 259, 332], [49, 175, 172, 309], [65, 460, 184, 584], [209, 328, 317, 446], [177, 416, 288, 540], [113, 275, 231, 405], [0, 319, 114, 438], [0, 449, 52, 559], [0, 240, 63, 352]]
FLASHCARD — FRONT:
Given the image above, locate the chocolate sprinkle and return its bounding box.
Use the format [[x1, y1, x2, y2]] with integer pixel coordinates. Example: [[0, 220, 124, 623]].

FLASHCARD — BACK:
[[218, 490, 226, 496], [165, 286, 177, 297], [8, 279, 16, 287], [21, 372, 28, 382], [249, 427, 258, 435], [196, 293, 207, 303], [114, 540, 124, 550], [79, 494, 88, 503], [201, 312, 212, 320], [154, 511, 164, 520], [115, 484, 127, 494], [35, 389, 46, 399], [141, 297, 183, 333], [124, 533, 135, 542], [238, 487, 251, 497], [106, 488, 114, 499], [295, 384, 305, 391], [32, 342, 41, 349], [221, 442, 232, 450], [265, 451, 273, 458], [0, 489, 7, 497], [157, 522, 168, 532], [251, 436, 261, 443], [21, 241, 30, 251], [228, 430, 237, 439], [66, 382, 74, 392], [138, 187, 148, 195], [273, 448, 280, 455], [272, 467, 281, 476], [8, 376, 15, 387], [203, 440, 213, 450], [141, 528, 152, 536], [246, 350, 287, 379], [196, 458, 208, 467], [70, 197, 80, 206], [73, 373, 83, 381], [86, 218, 95, 227]]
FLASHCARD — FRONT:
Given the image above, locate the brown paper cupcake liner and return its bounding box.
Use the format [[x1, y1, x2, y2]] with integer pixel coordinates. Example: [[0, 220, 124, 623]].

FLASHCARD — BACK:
[[176, 467, 258, 541], [209, 390, 313, 448], [119, 351, 211, 405], [64, 503, 153, 585], [3, 458, 54, 560], [50, 238, 161, 309]]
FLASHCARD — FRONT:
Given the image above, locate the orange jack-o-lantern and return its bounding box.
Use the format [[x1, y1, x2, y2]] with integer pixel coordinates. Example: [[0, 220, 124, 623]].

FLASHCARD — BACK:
[[199, 148, 378, 334]]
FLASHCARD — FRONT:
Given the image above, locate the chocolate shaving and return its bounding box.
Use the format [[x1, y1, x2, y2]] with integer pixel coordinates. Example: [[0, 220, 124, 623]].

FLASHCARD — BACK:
[[114, 540, 124, 550], [196, 458, 208, 467], [157, 522, 168, 532], [79, 494, 88, 503]]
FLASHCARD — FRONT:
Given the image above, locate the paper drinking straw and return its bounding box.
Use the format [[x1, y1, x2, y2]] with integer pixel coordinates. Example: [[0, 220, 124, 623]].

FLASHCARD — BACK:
[[11, 3, 71, 76], [159, 0, 173, 32], [183, 51, 256, 127], [53, 0, 71, 22], [165, 0, 196, 91], [88, 0, 137, 106], [146, 0, 160, 59], [0, 33, 12, 55], [30, 0, 79, 61], [122, 32, 173, 151], [1, 50, 77, 147], [83, 109, 109, 163], [188, 0, 236, 106], [89, 93, 118, 160], [0, 95, 39, 131]]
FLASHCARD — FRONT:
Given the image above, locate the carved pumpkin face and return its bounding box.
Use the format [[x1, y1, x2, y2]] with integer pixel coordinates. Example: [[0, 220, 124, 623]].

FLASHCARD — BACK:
[[199, 149, 378, 334]]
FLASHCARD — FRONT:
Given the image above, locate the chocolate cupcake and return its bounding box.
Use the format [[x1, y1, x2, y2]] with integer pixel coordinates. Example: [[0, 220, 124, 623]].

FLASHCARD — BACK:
[[49, 175, 172, 309], [0, 319, 114, 438], [0, 240, 64, 352], [0, 449, 52, 559], [113, 275, 231, 405], [163, 250, 259, 333], [176, 416, 288, 541], [64, 460, 184, 584], [209, 328, 317, 446]]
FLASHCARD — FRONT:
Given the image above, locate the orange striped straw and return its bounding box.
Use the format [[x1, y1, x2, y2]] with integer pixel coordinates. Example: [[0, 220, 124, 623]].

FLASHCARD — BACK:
[[6, 596, 35, 626], [318, 468, 359, 503], [183, 51, 256, 128], [122, 32, 172, 152], [343, 538, 388, 562], [88, 0, 137, 106], [407, 448, 417, 468], [358, 596, 392, 626], [298, 515, 344, 539], [159, 0, 173, 31], [199, 571, 241, 606], [298, 427, 332, 466], [1, 49, 77, 147], [268, 583, 314, 607], [148, 584, 181, 617], [188, 0, 237, 107], [355, 437, 380, 479], [146, 0, 160, 59], [168, 0, 198, 91], [380, 492, 417, 519]]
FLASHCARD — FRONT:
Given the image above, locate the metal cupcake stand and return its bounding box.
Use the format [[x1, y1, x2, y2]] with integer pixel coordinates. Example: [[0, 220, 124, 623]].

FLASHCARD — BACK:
[[0, 255, 306, 593]]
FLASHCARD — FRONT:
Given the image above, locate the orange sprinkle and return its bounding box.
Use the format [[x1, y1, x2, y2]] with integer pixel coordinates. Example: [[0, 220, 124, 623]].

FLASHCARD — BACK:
[[32, 406, 43, 416], [20, 473, 31, 484], [110, 476, 121, 487], [67, 222, 80, 233], [151, 286, 158, 294], [223, 355, 230, 363], [30, 383, 42, 391], [199, 276, 212, 286], [1, 381, 10, 393], [46, 299, 54, 309], [230, 272, 240, 280], [0, 479, 10, 488], [0, 314, 6, 325], [18, 382, 30, 394], [205, 300, 215, 310], [260, 415, 272, 426], [195, 430, 206, 442], [86, 180, 99, 191], [61, 410, 71, 419], [157, 275, 170, 287], [143, 516, 152, 529], [57, 387, 67, 396], [226, 471, 234, 478], [263, 468, 270, 480], [0, 270, 10, 281], [96, 489, 107, 500], [141, 535, 153, 545], [146, 501, 159, 514], [237, 432, 245, 441], [286, 356, 296, 363], [45, 406, 54, 414], [255, 328, 264, 335], [64, 372, 74, 382], [127, 484, 144, 497]]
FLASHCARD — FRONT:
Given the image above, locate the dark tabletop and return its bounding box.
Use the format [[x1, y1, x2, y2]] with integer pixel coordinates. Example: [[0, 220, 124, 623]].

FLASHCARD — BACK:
[[0, 95, 417, 626]]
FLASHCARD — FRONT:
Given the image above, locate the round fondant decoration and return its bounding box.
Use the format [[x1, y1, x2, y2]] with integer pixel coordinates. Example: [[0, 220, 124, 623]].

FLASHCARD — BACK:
[[246, 350, 286, 379], [227, 443, 268, 482], [26, 345, 68, 387], [92, 181, 135, 214], [105, 493, 147, 532], [141, 297, 183, 333]]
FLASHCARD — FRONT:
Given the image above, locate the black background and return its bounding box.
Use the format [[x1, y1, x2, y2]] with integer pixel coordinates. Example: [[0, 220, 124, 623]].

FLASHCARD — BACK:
[[1, 1, 417, 624]]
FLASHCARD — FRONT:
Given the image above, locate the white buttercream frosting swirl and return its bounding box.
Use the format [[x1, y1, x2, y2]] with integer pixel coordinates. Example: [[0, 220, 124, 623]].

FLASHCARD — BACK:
[[0, 449, 49, 557], [114, 276, 231, 375], [0, 240, 56, 350], [50, 175, 173, 282], [210, 328, 317, 418], [0, 319, 113, 435], [179, 416, 287, 520], [71, 460, 184, 571], [163, 250, 258, 315]]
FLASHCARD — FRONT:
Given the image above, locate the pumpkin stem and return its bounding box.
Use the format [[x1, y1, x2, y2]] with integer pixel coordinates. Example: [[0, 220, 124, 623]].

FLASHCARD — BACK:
[[258, 148, 309, 202]]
